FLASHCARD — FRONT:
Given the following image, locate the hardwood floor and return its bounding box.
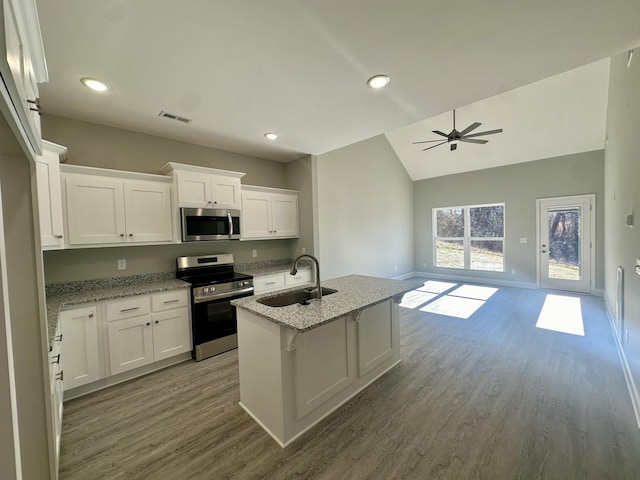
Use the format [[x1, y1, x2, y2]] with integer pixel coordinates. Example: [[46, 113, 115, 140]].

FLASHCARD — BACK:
[[59, 282, 640, 479]]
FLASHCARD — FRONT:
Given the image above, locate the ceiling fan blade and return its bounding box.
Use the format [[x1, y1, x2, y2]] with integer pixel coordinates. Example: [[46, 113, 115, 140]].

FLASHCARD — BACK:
[[421, 141, 448, 151], [459, 122, 481, 136], [412, 139, 452, 144], [432, 130, 449, 138], [450, 143, 457, 151], [459, 138, 488, 144], [464, 128, 503, 138]]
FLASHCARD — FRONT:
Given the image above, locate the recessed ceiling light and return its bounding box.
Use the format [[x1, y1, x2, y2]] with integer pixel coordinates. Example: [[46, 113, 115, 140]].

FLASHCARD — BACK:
[[264, 132, 278, 140], [367, 74, 390, 89], [80, 77, 110, 92]]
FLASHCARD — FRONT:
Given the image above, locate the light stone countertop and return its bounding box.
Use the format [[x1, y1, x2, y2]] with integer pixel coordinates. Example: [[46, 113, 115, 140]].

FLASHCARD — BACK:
[[46, 276, 189, 349], [232, 274, 421, 333], [236, 261, 312, 278]]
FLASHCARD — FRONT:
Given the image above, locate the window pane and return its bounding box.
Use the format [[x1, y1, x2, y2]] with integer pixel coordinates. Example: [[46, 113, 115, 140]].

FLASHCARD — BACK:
[[470, 240, 504, 271], [436, 240, 464, 269], [547, 208, 580, 280], [470, 205, 504, 237], [436, 208, 464, 237]]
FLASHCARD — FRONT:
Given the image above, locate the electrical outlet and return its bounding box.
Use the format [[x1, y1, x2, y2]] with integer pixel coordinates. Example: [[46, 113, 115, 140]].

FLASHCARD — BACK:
[[511, 269, 516, 275], [117, 259, 126, 270], [423, 262, 427, 268], [301, 247, 306, 254], [519, 238, 527, 244], [252, 249, 257, 258]]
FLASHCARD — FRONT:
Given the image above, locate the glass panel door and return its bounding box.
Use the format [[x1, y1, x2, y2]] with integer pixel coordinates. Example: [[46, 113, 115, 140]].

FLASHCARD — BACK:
[[538, 195, 593, 293]]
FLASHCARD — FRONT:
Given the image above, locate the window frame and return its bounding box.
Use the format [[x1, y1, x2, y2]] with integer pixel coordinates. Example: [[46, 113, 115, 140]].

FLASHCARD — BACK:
[[432, 202, 505, 272]]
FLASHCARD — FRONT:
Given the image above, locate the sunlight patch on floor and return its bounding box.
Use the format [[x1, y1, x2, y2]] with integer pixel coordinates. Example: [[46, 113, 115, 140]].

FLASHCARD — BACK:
[[419, 295, 485, 319], [419, 281, 458, 294], [535, 294, 585, 336], [449, 285, 498, 301], [400, 291, 438, 309]]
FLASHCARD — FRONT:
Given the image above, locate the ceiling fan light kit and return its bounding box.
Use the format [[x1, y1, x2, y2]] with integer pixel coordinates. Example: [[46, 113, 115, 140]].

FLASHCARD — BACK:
[[412, 109, 503, 152]]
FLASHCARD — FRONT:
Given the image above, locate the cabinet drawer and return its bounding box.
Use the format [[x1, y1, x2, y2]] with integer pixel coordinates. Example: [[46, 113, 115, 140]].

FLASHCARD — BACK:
[[106, 296, 151, 321], [152, 289, 189, 312], [253, 273, 286, 294], [285, 268, 312, 286]]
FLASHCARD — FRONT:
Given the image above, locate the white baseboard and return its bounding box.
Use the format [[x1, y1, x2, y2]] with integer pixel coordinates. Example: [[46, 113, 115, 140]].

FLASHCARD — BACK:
[[407, 271, 538, 290], [603, 295, 640, 430]]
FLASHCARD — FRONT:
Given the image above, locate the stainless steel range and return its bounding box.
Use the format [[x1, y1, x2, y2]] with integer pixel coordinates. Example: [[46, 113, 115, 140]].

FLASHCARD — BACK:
[[176, 254, 253, 361]]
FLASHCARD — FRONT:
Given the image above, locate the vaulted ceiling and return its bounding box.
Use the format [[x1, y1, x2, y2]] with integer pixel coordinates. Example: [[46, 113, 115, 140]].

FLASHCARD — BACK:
[[36, 1, 640, 174]]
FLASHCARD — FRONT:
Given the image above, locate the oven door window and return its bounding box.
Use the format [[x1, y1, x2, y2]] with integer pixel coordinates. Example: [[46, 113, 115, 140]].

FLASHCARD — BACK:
[[193, 299, 237, 343]]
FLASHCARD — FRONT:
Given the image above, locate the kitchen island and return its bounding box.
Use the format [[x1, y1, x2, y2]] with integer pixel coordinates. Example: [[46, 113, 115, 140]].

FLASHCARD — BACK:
[[232, 274, 420, 447]]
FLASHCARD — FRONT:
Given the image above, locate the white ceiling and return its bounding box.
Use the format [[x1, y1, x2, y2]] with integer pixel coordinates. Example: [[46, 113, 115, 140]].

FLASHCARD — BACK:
[[386, 59, 611, 180], [36, 1, 640, 165]]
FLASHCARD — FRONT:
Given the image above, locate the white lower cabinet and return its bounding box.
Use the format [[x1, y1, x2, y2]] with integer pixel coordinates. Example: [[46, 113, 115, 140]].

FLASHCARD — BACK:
[[49, 324, 64, 471], [106, 290, 190, 376], [253, 268, 312, 295], [356, 301, 395, 376], [59, 306, 102, 390]]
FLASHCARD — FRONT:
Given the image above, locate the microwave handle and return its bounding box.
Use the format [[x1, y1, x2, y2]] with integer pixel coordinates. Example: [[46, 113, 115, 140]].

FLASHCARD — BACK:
[[228, 213, 234, 237]]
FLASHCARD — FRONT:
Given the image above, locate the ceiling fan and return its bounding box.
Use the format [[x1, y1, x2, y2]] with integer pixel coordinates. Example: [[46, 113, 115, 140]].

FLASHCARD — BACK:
[[413, 109, 503, 151]]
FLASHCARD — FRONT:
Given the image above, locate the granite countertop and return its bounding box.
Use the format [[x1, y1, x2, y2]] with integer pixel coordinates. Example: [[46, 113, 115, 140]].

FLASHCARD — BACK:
[[236, 259, 312, 277], [46, 273, 189, 348], [232, 274, 421, 333]]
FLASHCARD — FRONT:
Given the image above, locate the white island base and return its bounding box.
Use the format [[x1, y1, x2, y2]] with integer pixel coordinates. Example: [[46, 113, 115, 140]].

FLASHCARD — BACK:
[[237, 299, 400, 447]]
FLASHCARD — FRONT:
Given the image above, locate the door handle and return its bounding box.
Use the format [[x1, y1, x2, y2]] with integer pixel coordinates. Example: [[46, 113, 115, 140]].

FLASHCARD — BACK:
[[228, 213, 234, 237]]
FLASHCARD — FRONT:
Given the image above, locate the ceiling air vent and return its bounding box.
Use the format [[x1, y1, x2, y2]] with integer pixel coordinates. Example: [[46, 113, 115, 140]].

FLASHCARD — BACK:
[[158, 111, 193, 124]]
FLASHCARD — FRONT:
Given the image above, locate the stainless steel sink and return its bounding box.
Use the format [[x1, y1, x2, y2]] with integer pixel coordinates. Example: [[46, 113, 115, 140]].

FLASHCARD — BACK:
[[256, 287, 337, 307]]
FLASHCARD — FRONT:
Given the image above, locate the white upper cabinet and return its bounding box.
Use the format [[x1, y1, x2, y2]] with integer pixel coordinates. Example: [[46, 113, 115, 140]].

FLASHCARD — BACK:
[[62, 165, 174, 246], [161, 162, 245, 210], [35, 141, 66, 249], [0, 0, 47, 158], [241, 185, 299, 240]]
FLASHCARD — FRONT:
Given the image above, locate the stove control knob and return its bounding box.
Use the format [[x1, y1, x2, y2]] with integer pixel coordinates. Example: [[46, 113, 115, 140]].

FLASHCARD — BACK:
[[210, 286, 215, 291], [203, 287, 210, 293]]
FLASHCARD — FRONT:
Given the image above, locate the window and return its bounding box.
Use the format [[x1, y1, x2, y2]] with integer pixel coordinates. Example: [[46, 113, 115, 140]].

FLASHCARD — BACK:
[[433, 203, 504, 272]]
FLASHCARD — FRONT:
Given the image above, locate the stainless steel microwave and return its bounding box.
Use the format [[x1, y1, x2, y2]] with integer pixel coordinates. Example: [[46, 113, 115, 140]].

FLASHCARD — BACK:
[[180, 208, 241, 242]]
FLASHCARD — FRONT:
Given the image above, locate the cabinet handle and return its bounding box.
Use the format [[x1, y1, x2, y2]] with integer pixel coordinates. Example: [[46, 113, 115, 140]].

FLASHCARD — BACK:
[[120, 307, 140, 313], [50, 353, 60, 365], [120, 233, 125, 237], [155, 320, 159, 324], [55, 334, 63, 342], [265, 281, 276, 285], [54, 234, 63, 239], [129, 233, 133, 237], [88, 313, 94, 318], [163, 299, 179, 304], [146, 322, 151, 326], [207, 201, 212, 204], [55, 371, 64, 381]]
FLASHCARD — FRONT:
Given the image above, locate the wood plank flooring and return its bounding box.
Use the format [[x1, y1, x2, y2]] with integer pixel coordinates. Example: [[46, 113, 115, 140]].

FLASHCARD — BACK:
[[59, 282, 640, 479]]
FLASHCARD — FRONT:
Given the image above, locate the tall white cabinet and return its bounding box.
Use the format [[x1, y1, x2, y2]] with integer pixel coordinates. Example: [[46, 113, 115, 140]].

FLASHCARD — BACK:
[[241, 185, 299, 240], [35, 141, 66, 249]]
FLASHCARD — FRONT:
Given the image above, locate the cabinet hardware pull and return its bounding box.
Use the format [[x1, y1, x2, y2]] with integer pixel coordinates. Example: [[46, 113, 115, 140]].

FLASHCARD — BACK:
[[163, 299, 179, 304], [56, 371, 64, 381], [146, 322, 151, 326], [54, 234, 63, 238], [120, 233, 125, 237], [120, 307, 140, 313], [155, 320, 159, 324], [55, 334, 63, 342], [129, 233, 133, 237], [265, 281, 276, 285], [88, 313, 94, 318], [50, 353, 60, 364]]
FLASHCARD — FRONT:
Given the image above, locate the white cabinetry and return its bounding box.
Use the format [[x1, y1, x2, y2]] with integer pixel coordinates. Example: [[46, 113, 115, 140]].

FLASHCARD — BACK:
[[160, 162, 245, 210], [48, 324, 63, 470], [35, 141, 66, 249], [356, 301, 395, 376], [106, 290, 190, 376], [0, 0, 47, 158], [253, 268, 311, 295], [59, 306, 102, 390], [241, 186, 299, 240], [62, 165, 174, 246]]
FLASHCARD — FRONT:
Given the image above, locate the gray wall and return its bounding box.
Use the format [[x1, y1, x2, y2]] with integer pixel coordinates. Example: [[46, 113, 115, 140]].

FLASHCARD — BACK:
[[0, 114, 51, 478], [603, 51, 640, 389], [41, 115, 303, 284], [414, 151, 605, 288], [316, 135, 414, 280], [285, 155, 314, 258]]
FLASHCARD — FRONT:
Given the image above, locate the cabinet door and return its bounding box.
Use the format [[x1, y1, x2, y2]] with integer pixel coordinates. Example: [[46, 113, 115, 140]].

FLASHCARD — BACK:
[[253, 273, 285, 294], [176, 172, 212, 208], [152, 308, 191, 361], [294, 317, 353, 419], [241, 191, 272, 239], [107, 315, 154, 375], [271, 193, 298, 238], [60, 306, 102, 390], [65, 176, 126, 244], [285, 268, 312, 287], [356, 300, 394, 377], [124, 182, 173, 243], [211, 175, 241, 209], [35, 150, 64, 248]]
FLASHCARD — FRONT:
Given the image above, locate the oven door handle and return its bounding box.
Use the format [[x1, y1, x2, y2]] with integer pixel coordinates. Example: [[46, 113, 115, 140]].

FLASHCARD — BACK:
[[193, 287, 254, 304], [228, 213, 233, 238]]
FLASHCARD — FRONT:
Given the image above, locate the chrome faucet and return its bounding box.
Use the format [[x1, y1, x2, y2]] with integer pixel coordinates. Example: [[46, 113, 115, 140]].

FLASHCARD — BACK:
[[291, 254, 322, 300]]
